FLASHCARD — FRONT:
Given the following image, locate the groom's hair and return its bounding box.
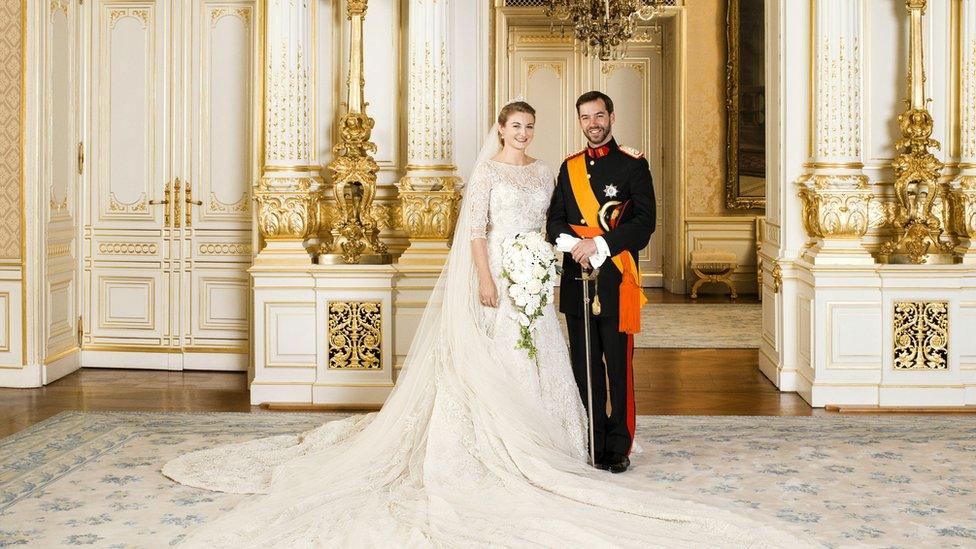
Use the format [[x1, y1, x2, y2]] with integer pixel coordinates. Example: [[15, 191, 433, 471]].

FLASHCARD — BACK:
[[575, 91, 614, 115]]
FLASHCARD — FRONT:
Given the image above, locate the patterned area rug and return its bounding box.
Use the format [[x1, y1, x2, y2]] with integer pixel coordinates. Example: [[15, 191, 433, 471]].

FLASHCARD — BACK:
[[2, 412, 975, 547], [635, 303, 761, 348]]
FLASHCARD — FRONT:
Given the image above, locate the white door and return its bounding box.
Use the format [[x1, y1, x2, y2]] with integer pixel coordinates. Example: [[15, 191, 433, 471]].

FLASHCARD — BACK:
[[181, 2, 256, 368], [83, 0, 255, 370]]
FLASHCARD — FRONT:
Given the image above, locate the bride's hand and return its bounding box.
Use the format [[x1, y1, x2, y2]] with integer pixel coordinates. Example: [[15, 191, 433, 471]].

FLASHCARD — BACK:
[[479, 278, 499, 308]]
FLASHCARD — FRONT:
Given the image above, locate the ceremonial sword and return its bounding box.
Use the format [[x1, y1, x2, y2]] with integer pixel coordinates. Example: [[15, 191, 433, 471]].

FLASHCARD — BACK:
[[578, 266, 600, 467]]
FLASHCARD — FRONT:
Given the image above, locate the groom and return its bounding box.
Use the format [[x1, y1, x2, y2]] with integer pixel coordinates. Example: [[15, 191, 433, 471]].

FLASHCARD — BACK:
[[547, 91, 656, 474]]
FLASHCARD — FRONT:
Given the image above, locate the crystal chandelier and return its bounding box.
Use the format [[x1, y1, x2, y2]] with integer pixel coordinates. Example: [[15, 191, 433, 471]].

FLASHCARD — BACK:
[[544, 0, 666, 60]]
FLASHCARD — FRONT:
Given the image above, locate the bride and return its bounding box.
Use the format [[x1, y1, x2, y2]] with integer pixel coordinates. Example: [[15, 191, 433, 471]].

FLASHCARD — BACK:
[[163, 101, 803, 547]]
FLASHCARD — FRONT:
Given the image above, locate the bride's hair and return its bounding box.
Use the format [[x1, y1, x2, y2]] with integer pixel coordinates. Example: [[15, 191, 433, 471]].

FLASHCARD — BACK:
[[497, 101, 536, 145]]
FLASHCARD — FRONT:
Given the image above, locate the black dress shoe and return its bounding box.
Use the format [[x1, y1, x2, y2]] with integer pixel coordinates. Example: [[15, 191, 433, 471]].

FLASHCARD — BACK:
[[606, 453, 630, 474], [594, 453, 610, 470]]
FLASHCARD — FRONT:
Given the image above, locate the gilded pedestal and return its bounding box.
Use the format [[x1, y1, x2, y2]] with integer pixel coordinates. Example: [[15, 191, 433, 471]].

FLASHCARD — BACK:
[[253, 178, 319, 265], [395, 176, 461, 266], [797, 174, 874, 265]]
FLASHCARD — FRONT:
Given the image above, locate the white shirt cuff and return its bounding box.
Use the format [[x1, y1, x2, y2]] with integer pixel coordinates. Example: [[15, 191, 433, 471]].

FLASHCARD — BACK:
[[594, 236, 611, 257], [589, 236, 609, 269]]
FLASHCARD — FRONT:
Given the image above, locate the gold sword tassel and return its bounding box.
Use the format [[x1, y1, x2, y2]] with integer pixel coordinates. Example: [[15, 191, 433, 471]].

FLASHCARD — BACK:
[[592, 272, 601, 316]]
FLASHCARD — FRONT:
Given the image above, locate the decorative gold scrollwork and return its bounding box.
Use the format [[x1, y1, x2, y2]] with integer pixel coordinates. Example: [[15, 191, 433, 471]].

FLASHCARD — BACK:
[[346, 0, 368, 18], [948, 176, 976, 258], [879, 0, 956, 264], [254, 178, 319, 240], [328, 301, 382, 370], [893, 301, 949, 370], [320, 0, 390, 264], [771, 261, 782, 293], [396, 176, 461, 241], [797, 175, 872, 239]]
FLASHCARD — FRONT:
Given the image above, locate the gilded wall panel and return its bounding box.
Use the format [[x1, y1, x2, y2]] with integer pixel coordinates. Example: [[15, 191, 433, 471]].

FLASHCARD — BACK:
[[328, 301, 381, 370], [0, 0, 23, 258], [893, 301, 949, 371]]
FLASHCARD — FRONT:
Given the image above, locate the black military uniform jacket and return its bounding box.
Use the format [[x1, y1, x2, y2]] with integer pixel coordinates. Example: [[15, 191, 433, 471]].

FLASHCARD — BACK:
[[546, 138, 656, 317]]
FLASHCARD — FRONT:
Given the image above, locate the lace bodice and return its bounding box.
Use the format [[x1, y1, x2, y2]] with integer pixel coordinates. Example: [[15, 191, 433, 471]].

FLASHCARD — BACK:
[[467, 159, 557, 240]]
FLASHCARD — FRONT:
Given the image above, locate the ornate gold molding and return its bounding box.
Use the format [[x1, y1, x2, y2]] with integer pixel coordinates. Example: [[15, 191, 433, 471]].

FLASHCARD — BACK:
[[98, 242, 158, 255], [879, 0, 956, 264], [207, 192, 250, 214], [346, 0, 368, 18], [878, 106, 955, 263], [815, 37, 862, 159], [868, 198, 898, 229], [198, 243, 251, 256], [328, 301, 381, 369], [407, 42, 453, 161], [949, 176, 976, 258], [798, 175, 872, 239], [47, 242, 70, 259], [109, 8, 149, 29], [964, 39, 976, 160], [265, 45, 310, 162], [370, 203, 402, 232], [396, 176, 461, 241], [50, 0, 68, 18], [108, 192, 149, 214], [49, 190, 68, 213], [320, 0, 390, 264], [893, 300, 948, 370], [771, 261, 782, 293], [322, 112, 389, 262], [254, 178, 319, 241]]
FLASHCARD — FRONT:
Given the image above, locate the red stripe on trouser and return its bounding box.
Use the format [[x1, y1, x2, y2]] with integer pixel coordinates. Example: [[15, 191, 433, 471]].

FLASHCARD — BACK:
[[626, 334, 635, 455]]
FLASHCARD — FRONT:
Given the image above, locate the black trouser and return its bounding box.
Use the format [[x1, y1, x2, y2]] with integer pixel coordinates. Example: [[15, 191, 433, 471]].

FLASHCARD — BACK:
[[565, 312, 634, 458]]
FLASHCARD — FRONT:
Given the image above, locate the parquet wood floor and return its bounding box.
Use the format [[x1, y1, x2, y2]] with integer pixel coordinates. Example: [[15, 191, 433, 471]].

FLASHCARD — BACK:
[[0, 291, 822, 438]]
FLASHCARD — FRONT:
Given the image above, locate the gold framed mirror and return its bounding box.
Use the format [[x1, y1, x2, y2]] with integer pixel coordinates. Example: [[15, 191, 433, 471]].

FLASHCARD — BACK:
[[726, 0, 766, 210]]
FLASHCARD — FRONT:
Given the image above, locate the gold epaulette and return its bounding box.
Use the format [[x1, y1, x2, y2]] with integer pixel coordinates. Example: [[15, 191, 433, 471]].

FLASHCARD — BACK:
[[618, 145, 644, 159], [564, 149, 586, 161]]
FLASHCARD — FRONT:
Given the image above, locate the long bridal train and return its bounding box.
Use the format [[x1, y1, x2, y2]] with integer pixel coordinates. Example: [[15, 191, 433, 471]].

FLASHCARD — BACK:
[[163, 151, 805, 547]]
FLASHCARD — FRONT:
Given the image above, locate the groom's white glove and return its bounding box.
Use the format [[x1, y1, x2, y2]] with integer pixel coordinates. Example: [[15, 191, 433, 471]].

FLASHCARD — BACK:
[[555, 233, 609, 269]]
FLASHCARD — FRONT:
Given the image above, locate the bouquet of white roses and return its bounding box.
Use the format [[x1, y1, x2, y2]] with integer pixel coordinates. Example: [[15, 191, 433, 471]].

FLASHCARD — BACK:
[[500, 232, 559, 359]]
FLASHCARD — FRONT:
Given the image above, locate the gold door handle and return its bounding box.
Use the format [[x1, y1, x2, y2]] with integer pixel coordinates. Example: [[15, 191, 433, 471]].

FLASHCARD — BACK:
[[173, 178, 183, 228], [184, 179, 202, 227], [77, 141, 84, 175], [149, 181, 172, 226]]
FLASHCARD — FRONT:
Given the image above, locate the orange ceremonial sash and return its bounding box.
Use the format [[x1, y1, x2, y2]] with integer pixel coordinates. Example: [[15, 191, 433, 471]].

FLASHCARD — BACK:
[[566, 154, 647, 334]]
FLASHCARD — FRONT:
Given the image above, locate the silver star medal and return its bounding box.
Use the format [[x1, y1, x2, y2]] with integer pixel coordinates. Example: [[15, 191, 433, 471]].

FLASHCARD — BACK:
[[603, 184, 618, 198]]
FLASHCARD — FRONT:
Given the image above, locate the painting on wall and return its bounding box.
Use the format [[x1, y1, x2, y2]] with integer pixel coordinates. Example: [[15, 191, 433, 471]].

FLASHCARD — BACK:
[[726, 0, 765, 210]]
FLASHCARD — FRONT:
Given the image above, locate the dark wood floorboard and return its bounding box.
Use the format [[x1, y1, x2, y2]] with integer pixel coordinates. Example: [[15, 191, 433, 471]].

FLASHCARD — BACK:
[[1, 291, 811, 438], [0, 348, 819, 438]]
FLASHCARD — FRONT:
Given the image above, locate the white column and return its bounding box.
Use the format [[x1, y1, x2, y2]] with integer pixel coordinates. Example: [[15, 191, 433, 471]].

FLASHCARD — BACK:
[[253, 0, 321, 265], [796, 0, 873, 265], [760, 0, 812, 392], [951, 0, 976, 262], [396, 0, 461, 266]]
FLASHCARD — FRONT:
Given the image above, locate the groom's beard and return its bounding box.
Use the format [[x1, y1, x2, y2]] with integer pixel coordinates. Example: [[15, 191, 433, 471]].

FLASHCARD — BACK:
[[585, 124, 612, 147]]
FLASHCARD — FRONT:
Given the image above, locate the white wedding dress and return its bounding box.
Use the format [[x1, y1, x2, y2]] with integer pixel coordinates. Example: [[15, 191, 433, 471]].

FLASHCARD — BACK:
[[162, 158, 804, 548]]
